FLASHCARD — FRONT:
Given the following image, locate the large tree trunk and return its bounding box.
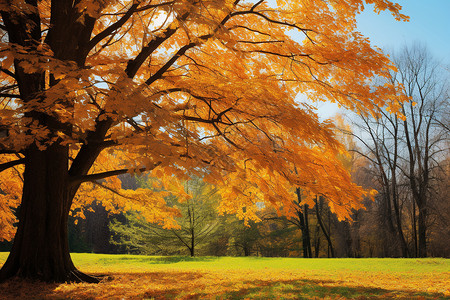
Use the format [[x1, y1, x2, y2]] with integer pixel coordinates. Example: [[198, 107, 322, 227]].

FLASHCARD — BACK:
[[0, 145, 99, 283]]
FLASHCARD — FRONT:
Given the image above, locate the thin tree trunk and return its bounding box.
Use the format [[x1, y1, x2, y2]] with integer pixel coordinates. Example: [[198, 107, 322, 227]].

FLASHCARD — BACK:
[[303, 204, 312, 258], [297, 210, 312, 258], [417, 199, 427, 257], [314, 224, 320, 258], [391, 191, 409, 257], [327, 209, 331, 258], [315, 196, 335, 258], [190, 227, 195, 257], [295, 188, 312, 258], [412, 199, 418, 257]]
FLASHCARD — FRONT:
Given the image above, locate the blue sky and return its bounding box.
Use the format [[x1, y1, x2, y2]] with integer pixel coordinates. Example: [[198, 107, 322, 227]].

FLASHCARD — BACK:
[[315, 0, 450, 118], [357, 0, 450, 63]]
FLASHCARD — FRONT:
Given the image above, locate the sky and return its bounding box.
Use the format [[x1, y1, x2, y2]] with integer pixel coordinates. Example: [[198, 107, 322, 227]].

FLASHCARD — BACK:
[[357, 0, 450, 63], [316, 0, 450, 119]]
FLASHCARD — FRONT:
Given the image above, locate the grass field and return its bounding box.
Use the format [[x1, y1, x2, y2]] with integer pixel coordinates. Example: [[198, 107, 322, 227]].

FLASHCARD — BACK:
[[0, 253, 449, 299]]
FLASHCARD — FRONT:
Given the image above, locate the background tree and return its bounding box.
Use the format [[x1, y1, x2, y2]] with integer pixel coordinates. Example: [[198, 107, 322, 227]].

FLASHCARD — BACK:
[[263, 189, 312, 258], [69, 202, 115, 253], [110, 177, 221, 256], [294, 189, 312, 258], [427, 154, 449, 257], [0, 0, 407, 282], [352, 110, 409, 257], [226, 217, 261, 256], [394, 45, 449, 257], [350, 44, 449, 257]]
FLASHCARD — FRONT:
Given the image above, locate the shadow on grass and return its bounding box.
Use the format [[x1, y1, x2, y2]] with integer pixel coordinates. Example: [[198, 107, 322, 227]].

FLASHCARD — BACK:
[[143, 278, 449, 300], [0, 278, 60, 300], [216, 279, 449, 300], [0, 273, 448, 300]]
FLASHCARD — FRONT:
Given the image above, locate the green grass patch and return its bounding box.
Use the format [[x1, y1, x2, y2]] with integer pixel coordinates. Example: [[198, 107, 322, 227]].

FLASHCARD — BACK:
[[1, 252, 449, 273], [67, 253, 449, 271]]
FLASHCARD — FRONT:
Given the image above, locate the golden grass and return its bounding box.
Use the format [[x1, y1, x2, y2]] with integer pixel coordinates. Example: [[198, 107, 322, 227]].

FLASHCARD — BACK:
[[0, 253, 448, 299]]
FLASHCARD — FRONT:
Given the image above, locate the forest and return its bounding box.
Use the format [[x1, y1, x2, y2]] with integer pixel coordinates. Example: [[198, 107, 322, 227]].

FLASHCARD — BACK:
[[0, 0, 448, 289]]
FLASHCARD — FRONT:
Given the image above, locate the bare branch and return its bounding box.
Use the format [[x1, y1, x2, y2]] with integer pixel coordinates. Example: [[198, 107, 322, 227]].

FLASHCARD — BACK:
[[227, 25, 270, 36], [134, 1, 175, 12]]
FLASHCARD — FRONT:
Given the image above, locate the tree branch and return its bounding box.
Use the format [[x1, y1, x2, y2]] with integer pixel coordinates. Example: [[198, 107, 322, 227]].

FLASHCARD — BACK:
[[171, 229, 191, 250], [87, 3, 140, 52], [145, 42, 198, 85], [70, 163, 160, 185], [0, 158, 25, 173], [0, 68, 16, 79], [71, 167, 143, 185], [0, 93, 21, 99], [124, 7, 195, 78], [134, 1, 176, 12], [91, 180, 134, 200]]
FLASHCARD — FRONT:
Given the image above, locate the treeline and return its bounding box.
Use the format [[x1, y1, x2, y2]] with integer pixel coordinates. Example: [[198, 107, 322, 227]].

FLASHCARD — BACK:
[[59, 166, 449, 258], [1, 165, 446, 258], [63, 178, 447, 258]]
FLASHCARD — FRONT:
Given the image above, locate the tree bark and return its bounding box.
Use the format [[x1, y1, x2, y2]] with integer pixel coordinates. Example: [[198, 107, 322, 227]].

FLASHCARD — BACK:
[[0, 145, 100, 282]]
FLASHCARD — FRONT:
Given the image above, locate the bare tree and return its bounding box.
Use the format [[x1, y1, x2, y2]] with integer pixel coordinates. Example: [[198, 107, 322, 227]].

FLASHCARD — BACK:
[[351, 111, 409, 257], [393, 45, 449, 257], [351, 44, 449, 257]]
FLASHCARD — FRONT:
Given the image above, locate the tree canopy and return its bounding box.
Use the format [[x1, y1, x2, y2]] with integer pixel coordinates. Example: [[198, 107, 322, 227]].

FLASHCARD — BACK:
[[0, 0, 407, 282]]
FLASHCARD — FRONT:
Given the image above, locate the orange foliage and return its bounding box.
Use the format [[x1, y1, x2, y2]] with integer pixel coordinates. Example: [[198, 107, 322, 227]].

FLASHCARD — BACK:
[[0, 156, 22, 241], [0, 0, 408, 238]]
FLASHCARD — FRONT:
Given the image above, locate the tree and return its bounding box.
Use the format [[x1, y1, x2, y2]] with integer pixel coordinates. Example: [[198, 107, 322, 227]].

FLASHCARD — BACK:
[[294, 188, 312, 258], [427, 155, 450, 257], [351, 44, 449, 257], [351, 111, 409, 257], [227, 216, 263, 256], [110, 177, 221, 256], [69, 201, 115, 253], [0, 0, 407, 282], [394, 45, 449, 257]]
